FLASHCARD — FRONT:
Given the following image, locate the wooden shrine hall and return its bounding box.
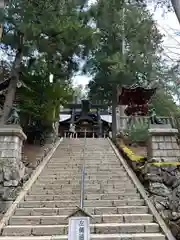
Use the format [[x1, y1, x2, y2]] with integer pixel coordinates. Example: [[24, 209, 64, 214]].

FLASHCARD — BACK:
[[59, 100, 112, 138]]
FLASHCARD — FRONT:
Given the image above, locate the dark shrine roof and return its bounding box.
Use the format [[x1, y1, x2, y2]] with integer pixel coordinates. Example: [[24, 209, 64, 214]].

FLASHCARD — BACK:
[[118, 86, 156, 105], [75, 115, 96, 124]]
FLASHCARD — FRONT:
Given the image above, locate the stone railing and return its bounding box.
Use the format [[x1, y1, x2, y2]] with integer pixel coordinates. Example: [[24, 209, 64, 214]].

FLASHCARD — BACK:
[[117, 116, 176, 131]]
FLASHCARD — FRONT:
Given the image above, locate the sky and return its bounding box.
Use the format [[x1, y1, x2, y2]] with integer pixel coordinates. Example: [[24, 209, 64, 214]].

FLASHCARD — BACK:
[[152, 6, 180, 62], [73, 2, 180, 87]]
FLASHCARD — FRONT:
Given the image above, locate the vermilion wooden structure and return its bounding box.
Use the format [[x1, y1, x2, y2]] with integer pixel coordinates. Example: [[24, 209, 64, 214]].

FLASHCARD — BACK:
[[118, 86, 156, 116]]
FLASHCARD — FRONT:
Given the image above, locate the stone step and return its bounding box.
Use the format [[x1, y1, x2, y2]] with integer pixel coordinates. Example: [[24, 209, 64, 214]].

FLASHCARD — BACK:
[[45, 165, 123, 169], [9, 213, 154, 225], [36, 176, 79, 180], [25, 193, 141, 201], [37, 176, 130, 181], [41, 169, 82, 172], [35, 180, 134, 185], [14, 206, 148, 216], [24, 195, 80, 201], [39, 174, 127, 178], [37, 178, 82, 182], [85, 173, 128, 176], [86, 168, 125, 171], [0, 233, 167, 240], [0, 139, 167, 239], [19, 199, 144, 208], [40, 173, 81, 176], [28, 189, 138, 195], [41, 168, 125, 172], [45, 164, 121, 168], [2, 223, 159, 236], [36, 177, 131, 183], [30, 185, 136, 192], [42, 169, 125, 173], [34, 179, 134, 185], [34, 180, 77, 184], [87, 176, 128, 180], [39, 173, 83, 176], [32, 183, 135, 189], [87, 193, 140, 200], [66, 160, 120, 163], [39, 173, 128, 178]]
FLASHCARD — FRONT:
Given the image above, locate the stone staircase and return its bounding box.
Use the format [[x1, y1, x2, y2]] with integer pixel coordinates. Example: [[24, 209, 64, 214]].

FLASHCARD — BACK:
[[0, 138, 169, 239]]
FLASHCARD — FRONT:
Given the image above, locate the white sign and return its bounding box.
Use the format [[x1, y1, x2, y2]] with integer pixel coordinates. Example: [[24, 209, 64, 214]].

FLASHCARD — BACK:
[[68, 217, 90, 240]]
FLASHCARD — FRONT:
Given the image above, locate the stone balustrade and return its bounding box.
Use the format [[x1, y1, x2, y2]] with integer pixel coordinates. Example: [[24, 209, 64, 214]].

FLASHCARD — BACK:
[[0, 125, 26, 187], [147, 124, 180, 162]]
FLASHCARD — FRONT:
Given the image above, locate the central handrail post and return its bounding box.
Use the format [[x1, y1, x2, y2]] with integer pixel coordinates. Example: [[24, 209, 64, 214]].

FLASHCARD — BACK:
[[84, 129, 87, 139], [80, 163, 85, 209], [80, 139, 86, 209]]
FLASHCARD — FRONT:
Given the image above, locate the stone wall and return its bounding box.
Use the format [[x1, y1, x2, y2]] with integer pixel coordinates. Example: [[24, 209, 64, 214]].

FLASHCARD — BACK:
[[0, 126, 58, 217], [119, 147, 180, 239], [0, 126, 26, 215], [141, 159, 180, 239], [117, 123, 180, 239], [142, 124, 180, 239]]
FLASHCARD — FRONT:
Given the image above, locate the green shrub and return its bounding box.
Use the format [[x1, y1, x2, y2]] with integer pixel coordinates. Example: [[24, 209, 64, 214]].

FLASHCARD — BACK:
[[125, 122, 148, 144]]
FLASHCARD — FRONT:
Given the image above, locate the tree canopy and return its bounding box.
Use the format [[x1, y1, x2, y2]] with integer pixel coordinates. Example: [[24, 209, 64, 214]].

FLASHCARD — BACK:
[[0, 0, 93, 126], [150, 89, 179, 116], [86, 0, 163, 103], [0, 0, 179, 134]]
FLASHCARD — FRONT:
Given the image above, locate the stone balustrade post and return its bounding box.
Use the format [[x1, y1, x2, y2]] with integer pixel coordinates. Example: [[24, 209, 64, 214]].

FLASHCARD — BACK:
[[0, 125, 27, 187], [147, 124, 180, 162]]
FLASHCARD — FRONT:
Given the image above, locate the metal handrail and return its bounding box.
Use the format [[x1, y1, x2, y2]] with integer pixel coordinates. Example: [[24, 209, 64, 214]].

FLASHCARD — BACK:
[[80, 138, 86, 209]]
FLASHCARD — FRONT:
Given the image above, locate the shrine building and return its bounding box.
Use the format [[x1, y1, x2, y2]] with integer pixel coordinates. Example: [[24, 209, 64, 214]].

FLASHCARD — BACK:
[[59, 100, 112, 138]]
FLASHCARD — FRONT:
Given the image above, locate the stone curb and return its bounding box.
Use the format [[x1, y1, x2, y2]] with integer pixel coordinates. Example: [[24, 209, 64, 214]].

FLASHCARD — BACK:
[[0, 137, 63, 233], [108, 138, 176, 240]]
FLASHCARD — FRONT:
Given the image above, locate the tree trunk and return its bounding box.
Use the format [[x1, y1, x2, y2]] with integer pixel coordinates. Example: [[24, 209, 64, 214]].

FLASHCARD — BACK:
[[0, 33, 24, 124], [171, 0, 180, 24], [112, 87, 117, 141]]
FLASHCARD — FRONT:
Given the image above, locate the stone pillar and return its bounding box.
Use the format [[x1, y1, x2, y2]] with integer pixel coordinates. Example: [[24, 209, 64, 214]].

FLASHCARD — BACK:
[[116, 107, 120, 133], [71, 108, 75, 125], [147, 124, 180, 162], [116, 105, 126, 133], [97, 109, 102, 138], [0, 125, 27, 187]]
